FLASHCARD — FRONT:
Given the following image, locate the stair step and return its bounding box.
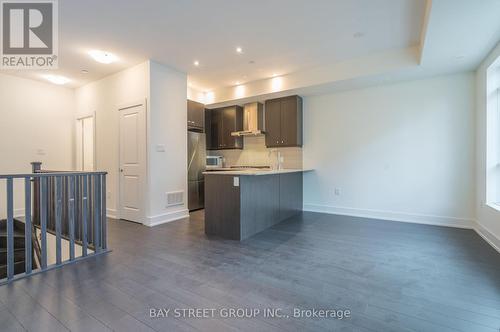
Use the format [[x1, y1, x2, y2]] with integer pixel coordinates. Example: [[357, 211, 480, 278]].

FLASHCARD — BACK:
[[0, 248, 26, 265], [0, 230, 25, 238], [0, 236, 26, 249], [0, 219, 26, 233], [0, 261, 25, 280]]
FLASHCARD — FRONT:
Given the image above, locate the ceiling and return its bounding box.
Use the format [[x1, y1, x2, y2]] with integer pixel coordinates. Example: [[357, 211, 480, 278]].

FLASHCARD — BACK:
[[1, 0, 500, 93], [2, 0, 425, 89]]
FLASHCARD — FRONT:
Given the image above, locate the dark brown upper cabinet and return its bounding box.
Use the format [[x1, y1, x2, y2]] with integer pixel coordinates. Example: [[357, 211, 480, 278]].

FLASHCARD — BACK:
[[206, 106, 244, 150], [187, 99, 205, 131], [265, 95, 303, 148]]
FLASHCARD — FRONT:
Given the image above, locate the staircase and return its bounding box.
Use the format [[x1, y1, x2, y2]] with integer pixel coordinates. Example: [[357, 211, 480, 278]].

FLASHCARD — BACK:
[[1, 165, 108, 284], [0, 219, 35, 279]]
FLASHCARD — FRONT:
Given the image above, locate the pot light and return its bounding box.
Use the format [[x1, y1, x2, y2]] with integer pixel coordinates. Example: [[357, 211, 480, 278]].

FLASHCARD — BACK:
[[194, 60, 200, 66], [236, 47, 243, 54], [271, 76, 283, 92], [88, 50, 118, 64], [235, 84, 245, 98], [205, 91, 215, 104], [43, 74, 70, 85]]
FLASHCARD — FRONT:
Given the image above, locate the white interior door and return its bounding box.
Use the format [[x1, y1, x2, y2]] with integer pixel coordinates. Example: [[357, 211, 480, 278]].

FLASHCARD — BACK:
[[82, 117, 94, 171], [76, 120, 83, 170], [76, 116, 95, 171], [119, 103, 146, 223]]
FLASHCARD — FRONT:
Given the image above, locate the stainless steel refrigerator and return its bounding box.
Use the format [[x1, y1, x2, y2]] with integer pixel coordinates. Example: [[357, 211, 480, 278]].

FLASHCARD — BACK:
[[188, 130, 206, 211]]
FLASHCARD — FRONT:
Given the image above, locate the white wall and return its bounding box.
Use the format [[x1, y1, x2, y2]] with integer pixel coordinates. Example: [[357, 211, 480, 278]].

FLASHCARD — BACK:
[[210, 135, 303, 170], [187, 86, 206, 104], [0, 73, 75, 218], [476, 41, 500, 250], [303, 73, 476, 227], [75, 62, 149, 218], [147, 61, 188, 225]]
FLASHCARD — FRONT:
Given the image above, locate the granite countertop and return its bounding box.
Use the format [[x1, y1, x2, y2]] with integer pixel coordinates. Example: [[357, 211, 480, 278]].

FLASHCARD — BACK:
[[203, 168, 313, 176]]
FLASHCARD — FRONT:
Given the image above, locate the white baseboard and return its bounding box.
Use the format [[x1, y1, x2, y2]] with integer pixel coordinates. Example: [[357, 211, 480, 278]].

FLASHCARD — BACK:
[[473, 221, 500, 253], [106, 208, 118, 219], [144, 209, 189, 227], [303, 204, 474, 229]]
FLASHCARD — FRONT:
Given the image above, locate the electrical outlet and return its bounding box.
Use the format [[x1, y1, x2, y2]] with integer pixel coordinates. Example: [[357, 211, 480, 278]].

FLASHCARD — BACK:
[[156, 144, 165, 152], [334, 188, 341, 196], [107, 191, 111, 199]]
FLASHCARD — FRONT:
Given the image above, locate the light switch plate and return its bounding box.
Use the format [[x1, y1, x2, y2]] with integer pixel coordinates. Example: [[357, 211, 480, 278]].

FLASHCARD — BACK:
[[156, 144, 165, 152], [233, 177, 239, 187]]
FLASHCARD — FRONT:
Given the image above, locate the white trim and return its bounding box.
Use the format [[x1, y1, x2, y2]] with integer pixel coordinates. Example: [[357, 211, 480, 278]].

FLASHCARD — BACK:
[[486, 202, 500, 212], [303, 204, 474, 229], [473, 221, 500, 253], [144, 209, 189, 227], [75, 112, 96, 172], [14, 208, 25, 218], [106, 208, 118, 219]]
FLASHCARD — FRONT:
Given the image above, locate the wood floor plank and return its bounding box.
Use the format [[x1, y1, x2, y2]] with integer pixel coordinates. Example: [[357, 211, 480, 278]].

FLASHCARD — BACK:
[[1, 211, 499, 331]]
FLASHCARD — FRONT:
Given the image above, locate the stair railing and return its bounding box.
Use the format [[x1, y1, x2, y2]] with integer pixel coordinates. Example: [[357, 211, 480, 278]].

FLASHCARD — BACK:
[[0, 166, 108, 284]]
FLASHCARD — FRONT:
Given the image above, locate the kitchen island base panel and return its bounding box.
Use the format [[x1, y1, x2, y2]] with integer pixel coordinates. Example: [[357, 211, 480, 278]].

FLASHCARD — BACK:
[[204, 172, 303, 241], [205, 175, 241, 240]]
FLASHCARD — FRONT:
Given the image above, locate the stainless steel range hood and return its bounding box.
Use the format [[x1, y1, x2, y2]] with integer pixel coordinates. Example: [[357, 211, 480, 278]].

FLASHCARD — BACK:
[[231, 102, 264, 136]]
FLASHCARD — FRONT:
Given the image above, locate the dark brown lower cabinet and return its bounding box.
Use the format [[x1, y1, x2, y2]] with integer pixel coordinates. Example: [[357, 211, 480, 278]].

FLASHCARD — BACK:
[[204, 172, 303, 240]]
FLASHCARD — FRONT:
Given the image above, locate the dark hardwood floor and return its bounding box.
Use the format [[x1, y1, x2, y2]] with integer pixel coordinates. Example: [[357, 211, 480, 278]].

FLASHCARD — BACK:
[[1, 210, 500, 331]]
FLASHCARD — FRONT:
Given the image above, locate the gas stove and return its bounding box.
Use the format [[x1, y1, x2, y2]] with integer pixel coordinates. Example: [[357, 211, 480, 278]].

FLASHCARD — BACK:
[[229, 165, 271, 169]]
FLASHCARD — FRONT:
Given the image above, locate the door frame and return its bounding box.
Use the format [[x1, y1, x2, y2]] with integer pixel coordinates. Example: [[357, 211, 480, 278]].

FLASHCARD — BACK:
[[76, 112, 96, 171], [117, 99, 148, 224]]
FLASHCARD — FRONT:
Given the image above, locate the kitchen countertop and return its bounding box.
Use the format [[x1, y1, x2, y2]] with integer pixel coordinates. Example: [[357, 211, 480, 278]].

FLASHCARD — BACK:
[[203, 168, 313, 176]]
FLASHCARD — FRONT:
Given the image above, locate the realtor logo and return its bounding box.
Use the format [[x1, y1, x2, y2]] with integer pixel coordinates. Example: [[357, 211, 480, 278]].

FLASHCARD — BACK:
[[1, 0, 58, 69]]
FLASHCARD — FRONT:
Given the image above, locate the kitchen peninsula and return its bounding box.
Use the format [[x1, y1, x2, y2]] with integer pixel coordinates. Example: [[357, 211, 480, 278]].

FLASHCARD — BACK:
[[204, 169, 311, 240]]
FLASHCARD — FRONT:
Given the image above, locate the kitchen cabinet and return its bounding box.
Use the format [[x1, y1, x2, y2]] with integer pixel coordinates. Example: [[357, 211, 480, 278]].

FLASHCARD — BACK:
[[187, 99, 205, 130], [265, 95, 303, 148], [206, 106, 244, 150], [204, 171, 303, 240]]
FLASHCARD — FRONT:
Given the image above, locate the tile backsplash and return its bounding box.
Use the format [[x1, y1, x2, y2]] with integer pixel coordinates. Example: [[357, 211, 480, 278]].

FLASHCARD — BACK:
[[209, 136, 303, 169]]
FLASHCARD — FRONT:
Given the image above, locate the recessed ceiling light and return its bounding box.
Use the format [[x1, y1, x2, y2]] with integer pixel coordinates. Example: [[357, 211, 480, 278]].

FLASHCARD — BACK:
[[194, 60, 200, 66], [454, 55, 465, 60], [235, 81, 241, 85], [272, 73, 278, 77], [43, 74, 70, 85], [88, 50, 118, 64], [353, 32, 365, 38], [236, 47, 243, 54]]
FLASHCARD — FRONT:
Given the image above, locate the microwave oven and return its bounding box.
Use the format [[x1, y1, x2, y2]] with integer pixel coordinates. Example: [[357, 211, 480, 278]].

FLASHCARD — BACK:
[[206, 156, 223, 169]]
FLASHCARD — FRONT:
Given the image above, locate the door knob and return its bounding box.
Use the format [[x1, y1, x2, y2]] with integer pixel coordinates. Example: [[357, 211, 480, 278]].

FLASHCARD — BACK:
[[120, 169, 124, 173]]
